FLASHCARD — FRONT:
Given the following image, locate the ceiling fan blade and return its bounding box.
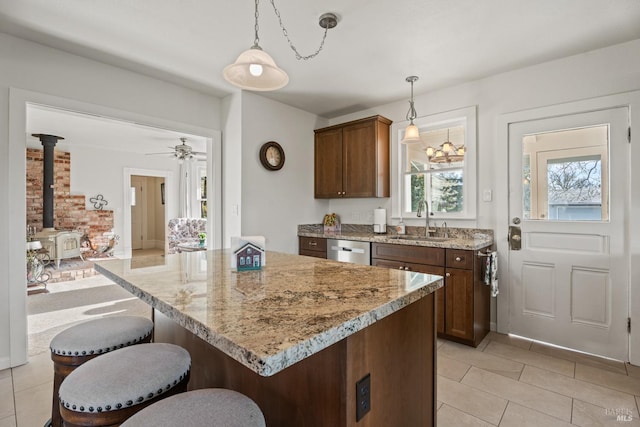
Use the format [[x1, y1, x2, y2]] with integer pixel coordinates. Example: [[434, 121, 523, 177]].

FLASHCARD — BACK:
[[145, 152, 174, 155]]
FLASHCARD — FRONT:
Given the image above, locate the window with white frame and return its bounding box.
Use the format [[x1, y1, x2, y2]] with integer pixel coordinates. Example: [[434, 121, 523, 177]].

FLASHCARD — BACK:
[[195, 163, 207, 218], [397, 106, 477, 220]]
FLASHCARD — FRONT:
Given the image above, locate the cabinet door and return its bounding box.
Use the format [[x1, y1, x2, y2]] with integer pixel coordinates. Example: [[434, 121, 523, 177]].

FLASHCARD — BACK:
[[314, 128, 343, 198], [342, 120, 377, 198], [445, 268, 474, 341]]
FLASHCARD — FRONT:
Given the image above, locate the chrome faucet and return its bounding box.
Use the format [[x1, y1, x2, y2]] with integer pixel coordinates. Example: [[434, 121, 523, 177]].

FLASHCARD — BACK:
[[441, 221, 448, 238], [416, 200, 431, 237]]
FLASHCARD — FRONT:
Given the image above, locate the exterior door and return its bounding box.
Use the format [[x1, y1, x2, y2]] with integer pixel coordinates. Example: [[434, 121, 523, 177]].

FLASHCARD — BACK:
[[508, 107, 629, 360]]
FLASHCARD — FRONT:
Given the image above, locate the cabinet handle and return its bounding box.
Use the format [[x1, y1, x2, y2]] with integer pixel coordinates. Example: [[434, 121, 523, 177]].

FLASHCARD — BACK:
[[455, 256, 462, 262], [309, 242, 317, 246], [445, 272, 451, 277]]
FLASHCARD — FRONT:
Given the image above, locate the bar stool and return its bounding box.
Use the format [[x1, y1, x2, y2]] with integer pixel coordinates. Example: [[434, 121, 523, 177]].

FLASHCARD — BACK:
[[50, 316, 153, 427], [121, 389, 266, 427], [59, 343, 191, 427]]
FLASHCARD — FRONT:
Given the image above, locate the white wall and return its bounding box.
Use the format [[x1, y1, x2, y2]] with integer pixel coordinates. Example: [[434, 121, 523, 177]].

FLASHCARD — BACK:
[[240, 92, 329, 253], [327, 39, 640, 232], [328, 38, 640, 340], [0, 32, 222, 369]]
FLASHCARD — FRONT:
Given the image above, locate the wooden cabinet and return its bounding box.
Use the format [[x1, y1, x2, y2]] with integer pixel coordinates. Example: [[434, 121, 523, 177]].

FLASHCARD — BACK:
[[314, 115, 392, 198], [372, 242, 490, 347], [298, 236, 327, 259]]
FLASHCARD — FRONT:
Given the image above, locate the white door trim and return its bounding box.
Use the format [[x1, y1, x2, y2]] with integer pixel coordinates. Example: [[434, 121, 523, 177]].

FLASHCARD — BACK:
[[124, 169, 173, 259], [496, 90, 640, 364], [7, 87, 222, 368]]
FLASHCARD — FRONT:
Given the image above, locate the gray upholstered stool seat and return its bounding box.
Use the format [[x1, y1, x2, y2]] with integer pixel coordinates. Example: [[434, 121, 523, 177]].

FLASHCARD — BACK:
[[50, 315, 153, 357], [121, 388, 266, 427], [49, 316, 153, 427], [59, 343, 190, 427]]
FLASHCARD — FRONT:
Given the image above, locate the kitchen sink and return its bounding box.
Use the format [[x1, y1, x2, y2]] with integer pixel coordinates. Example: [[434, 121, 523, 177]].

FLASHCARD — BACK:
[[389, 235, 450, 242]]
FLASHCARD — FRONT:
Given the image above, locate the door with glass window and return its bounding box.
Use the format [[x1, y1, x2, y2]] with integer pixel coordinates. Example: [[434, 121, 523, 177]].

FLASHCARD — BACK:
[[508, 107, 629, 360]]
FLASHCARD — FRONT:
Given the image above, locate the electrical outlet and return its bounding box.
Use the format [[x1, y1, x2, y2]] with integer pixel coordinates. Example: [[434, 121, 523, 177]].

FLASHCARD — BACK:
[[355, 373, 371, 421]]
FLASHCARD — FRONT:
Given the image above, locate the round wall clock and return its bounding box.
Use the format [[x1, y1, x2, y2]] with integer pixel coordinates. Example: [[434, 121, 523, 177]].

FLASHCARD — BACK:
[[259, 141, 285, 171]]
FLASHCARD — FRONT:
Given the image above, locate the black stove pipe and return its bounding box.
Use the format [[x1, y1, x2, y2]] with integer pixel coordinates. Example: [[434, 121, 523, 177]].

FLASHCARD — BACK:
[[32, 134, 65, 229]]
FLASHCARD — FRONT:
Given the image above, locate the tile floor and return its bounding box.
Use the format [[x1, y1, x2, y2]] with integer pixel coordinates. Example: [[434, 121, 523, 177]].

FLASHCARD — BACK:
[[2, 273, 639, 426]]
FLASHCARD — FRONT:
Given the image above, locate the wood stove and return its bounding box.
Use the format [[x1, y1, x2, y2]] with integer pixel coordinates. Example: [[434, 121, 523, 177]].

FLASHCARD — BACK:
[[31, 134, 84, 268]]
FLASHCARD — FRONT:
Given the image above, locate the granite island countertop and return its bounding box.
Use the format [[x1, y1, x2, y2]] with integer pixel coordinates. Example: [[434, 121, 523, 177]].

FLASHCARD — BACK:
[[298, 224, 494, 250], [95, 250, 442, 377]]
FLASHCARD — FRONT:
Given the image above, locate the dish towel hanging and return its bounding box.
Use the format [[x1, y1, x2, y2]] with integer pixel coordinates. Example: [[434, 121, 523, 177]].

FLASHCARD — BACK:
[[483, 251, 499, 297]]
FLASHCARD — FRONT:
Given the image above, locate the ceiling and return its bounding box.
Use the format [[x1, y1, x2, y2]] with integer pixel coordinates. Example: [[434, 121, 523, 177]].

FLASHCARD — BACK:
[[2, 0, 640, 118], [26, 104, 207, 154]]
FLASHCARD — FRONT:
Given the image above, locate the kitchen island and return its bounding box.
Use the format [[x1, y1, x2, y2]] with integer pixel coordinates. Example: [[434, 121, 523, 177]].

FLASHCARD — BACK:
[[95, 250, 442, 426]]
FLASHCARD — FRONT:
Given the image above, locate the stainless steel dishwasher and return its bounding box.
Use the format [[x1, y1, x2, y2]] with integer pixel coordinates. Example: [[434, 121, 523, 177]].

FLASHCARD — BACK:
[[326, 239, 371, 265]]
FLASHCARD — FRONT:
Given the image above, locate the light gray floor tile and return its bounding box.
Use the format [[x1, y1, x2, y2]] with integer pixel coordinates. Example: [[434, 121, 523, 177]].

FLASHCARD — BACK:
[[461, 366, 572, 422], [0, 415, 17, 427], [520, 365, 636, 410], [499, 402, 573, 427], [0, 377, 15, 420], [529, 342, 627, 375], [0, 370, 10, 381], [14, 381, 51, 427], [11, 352, 52, 393], [438, 375, 507, 425], [437, 400, 443, 410], [440, 341, 524, 380], [438, 353, 471, 381], [475, 335, 490, 351], [484, 341, 575, 377], [572, 399, 640, 427], [437, 338, 446, 349], [626, 363, 640, 378], [486, 331, 533, 350], [437, 403, 495, 427], [576, 363, 640, 396]]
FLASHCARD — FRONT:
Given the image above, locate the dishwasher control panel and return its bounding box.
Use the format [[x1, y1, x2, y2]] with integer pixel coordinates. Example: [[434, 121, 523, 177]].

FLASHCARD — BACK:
[[327, 239, 371, 265]]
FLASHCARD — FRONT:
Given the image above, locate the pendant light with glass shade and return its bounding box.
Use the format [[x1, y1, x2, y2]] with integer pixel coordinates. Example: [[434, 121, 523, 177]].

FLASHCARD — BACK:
[[401, 76, 421, 144], [223, 0, 338, 91]]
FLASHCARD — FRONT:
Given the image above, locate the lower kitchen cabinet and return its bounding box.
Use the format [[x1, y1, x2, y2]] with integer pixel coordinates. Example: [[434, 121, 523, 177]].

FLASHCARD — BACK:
[[298, 236, 327, 259], [372, 242, 490, 347]]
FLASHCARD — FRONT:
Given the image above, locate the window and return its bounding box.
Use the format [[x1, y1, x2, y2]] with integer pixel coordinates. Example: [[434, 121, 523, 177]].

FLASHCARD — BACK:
[[522, 125, 608, 221], [195, 164, 207, 218], [396, 106, 477, 220]]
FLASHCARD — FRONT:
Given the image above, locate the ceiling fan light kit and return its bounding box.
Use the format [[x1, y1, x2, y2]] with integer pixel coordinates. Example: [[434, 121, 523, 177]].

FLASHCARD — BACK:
[[146, 137, 205, 162], [223, 0, 338, 91]]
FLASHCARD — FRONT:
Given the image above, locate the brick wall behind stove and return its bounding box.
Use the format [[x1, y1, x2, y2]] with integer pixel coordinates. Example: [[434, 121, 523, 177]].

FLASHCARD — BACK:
[[26, 148, 114, 247]]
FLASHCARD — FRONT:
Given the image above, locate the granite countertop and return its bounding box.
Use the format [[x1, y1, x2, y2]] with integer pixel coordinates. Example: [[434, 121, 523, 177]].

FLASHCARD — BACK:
[[95, 250, 442, 377], [298, 224, 494, 250]]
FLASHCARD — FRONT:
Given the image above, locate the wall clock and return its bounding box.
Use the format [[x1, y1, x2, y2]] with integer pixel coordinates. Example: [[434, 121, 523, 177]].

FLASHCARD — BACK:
[[259, 141, 285, 171]]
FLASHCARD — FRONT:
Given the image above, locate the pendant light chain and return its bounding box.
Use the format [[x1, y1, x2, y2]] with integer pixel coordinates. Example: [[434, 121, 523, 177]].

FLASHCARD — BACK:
[[253, 0, 260, 48], [269, 0, 330, 60]]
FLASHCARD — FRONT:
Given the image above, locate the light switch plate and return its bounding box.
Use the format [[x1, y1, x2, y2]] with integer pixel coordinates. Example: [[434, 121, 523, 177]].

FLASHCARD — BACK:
[[482, 189, 492, 202]]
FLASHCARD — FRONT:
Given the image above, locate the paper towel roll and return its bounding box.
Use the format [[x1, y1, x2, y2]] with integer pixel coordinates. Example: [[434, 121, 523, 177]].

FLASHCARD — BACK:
[[373, 208, 386, 233]]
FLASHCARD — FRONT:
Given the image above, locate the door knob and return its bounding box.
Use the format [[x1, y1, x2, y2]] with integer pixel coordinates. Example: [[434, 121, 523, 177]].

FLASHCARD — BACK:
[[508, 225, 522, 250]]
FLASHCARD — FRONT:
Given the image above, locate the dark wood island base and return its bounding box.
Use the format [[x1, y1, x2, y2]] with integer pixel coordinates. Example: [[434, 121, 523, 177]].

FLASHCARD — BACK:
[[154, 293, 436, 427]]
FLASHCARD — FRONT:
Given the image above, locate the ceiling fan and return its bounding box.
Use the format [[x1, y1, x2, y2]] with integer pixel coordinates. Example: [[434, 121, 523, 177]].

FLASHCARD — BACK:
[[146, 137, 206, 161]]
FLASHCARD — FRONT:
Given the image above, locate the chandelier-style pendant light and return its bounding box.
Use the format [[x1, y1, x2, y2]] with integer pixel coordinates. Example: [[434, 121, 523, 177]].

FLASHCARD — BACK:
[[223, 0, 337, 91], [401, 76, 421, 144], [425, 128, 466, 163]]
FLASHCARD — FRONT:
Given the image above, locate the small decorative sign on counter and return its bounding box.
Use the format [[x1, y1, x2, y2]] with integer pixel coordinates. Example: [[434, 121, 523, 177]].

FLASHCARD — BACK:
[[323, 213, 340, 233], [231, 236, 266, 272]]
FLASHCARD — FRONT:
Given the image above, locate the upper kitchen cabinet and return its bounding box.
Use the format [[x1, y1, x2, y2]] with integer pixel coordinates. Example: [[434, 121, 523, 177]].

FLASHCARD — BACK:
[[314, 115, 392, 198]]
